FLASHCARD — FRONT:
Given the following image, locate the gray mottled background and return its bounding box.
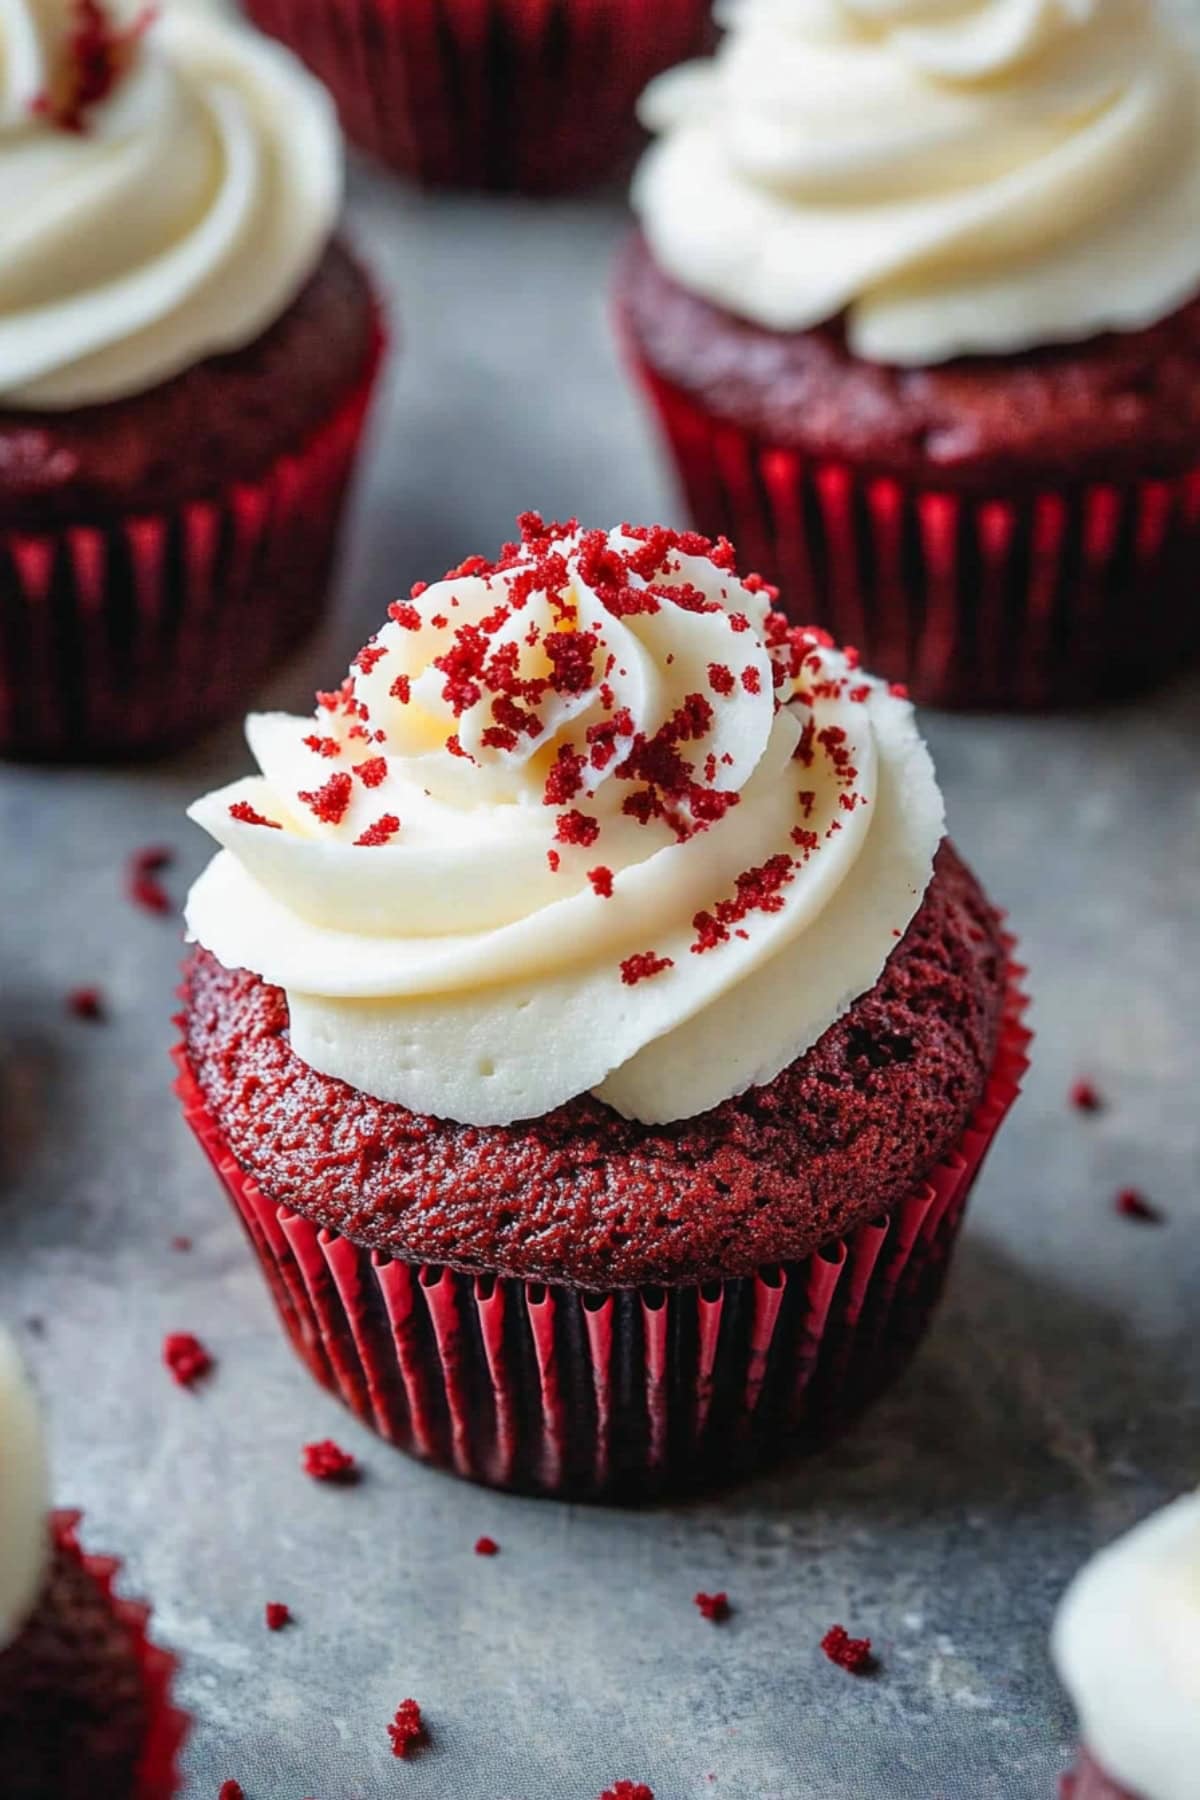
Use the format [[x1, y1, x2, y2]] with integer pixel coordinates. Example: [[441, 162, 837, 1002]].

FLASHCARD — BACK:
[[1, 168, 1199, 1800]]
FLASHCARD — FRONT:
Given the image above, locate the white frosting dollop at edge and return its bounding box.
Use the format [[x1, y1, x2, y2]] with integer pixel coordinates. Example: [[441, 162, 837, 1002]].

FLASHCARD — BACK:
[[0, 1327, 49, 1651]]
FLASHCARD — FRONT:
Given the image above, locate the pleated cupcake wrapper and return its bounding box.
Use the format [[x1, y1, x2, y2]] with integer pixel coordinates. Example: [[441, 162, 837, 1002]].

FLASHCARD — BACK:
[[48, 1510, 189, 1799], [1059, 1750, 1140, 1800], [244, 0, 711, 192], [627, 347, 1200, 709], [174, 950, 1028, 1501], [0, 325, 384, 760]]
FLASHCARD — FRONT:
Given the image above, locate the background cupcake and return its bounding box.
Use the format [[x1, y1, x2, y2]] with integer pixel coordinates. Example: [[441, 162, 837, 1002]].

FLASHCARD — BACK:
[[241, 0, 713, 192], [620, 0, 1200, 709], [176, 516, 1028, 1501], [1053, 1490, 1200, 1799], [0, 1328, 188, 1798], [0, 0, 382, 760]]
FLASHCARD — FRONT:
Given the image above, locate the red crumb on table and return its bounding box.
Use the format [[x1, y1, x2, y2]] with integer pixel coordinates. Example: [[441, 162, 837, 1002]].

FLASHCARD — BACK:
[[264, 1602, 291, 1631], [302, 1439, 358, 1483], [162, 1332, 212, 1388], [474, 1536, 499, 1556], [387, 1698, 426, 1759], [620, 951, 674, 987], [587, 866, 615, 898], [228, 801, 281, 830], [599, 1785, 654, 1800], [127, 845, 173, 914], [66, 986, 105, 1021], [1115, 1188, 1163, 1224], [170, 1236, 192, 1253], [694, 1591, 731, 1623], [218, 1783, 243, 1800], [821, 1624, 875, 1674], [1070, 1079, 1103, 1112], [297, 771, 353, 825]]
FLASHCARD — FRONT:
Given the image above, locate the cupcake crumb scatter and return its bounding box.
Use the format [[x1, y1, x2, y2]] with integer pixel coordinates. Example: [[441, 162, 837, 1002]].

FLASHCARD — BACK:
[[1115, 1188, 1163, 1224], [218, 1783, 244, 1800], [228, 802, 281, 830], [555, 810, 600, 848], [298, 772, 353, 825], [587, 866, 614, 898], [821, 1624, 875, 1673], [355, 814, 401, 847], [387, 1698, 426, 1759], [170, 1236, 192, 1253], [264, 1602, 291, 1631], [1070, 1079, 1103, 1112], [32, 0, 154, 135], [302, 734, 341, 758], [302, 1439, 358, 1483], [128, 845, 174, 914], [354, 756, 388, 788], [620, 951, 674, 987], [66, 985, 105, 1021], [162, 1332, 212, 1388], [474, 1536, 499, 1556], [694, 1591, 731, 1623], [599, 1785, 654, 1800]]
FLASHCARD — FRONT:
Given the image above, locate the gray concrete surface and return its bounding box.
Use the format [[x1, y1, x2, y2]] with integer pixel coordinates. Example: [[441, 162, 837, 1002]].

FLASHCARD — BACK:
[[1, 168, 1198, 1800]]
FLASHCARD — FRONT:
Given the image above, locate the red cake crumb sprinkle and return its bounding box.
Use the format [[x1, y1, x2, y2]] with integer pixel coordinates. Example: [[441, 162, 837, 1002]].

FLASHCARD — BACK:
[[218, 1783, 244, 1800], [171, 1236, 192, 1253], [128, 844, 173, 914], [390, 673, 412, 704], [707, 662, 735, 697], [302, 1439, 358, 1483], [387, 1698, 426, 1759], [547, 850, 561, 873], [297, 772, 353, 825], [694, 1591, 731, 1623], [474, 1536, 500, 1556], [67, 985, 105, 1021], [741, 666, 762, 695], [355, 814, 401, 847], [265, 1602, 291, 1631], [302, 734, 341, 758], [555, 809, 600, 848], [849, 684, 871, 704], [620, 951, 673, 987], [889, 682, 909, 698], [354, 756, 388, 789], [599, 1785, 654, 1800], [228, 801, 281, 830], [588, 866, 615, 898], [446, 733, 472, 761], [1070, 1079, 1103, 1113], [691, 853, 796, 954], [33, 0, 154, 134], [1116, 1188, 1163, 1224], [163, 1332, 212, 1388], [389, 601, 422, 629], [821, 1625, 875, 1674]]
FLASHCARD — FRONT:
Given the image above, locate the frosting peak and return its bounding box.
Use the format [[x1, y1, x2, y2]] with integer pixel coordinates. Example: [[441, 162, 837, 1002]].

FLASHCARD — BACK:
[[0, 0, 341, 407], [186, 518, 943, 1126], [633, 0, 1200, 362], [0, 1328, 49, 1652]]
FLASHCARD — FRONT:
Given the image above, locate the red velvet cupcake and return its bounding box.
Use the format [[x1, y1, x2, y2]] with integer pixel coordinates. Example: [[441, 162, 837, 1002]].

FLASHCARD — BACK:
[[242, 0, 713, 192], [0, 0, 382, 760], [178, 516, 1028, 1501], [1053, 1491, 1200, 1800], [622, 0, 1200, 709], [0, 1331, 188, 1798]]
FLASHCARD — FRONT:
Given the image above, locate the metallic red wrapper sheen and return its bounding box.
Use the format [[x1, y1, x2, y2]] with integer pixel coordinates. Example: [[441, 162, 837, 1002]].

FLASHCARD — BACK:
[[243, 0, 711, 191], [627, 348, 1200, 709], [174, 951, 1029, 1502], [0, 326, 383, 760]]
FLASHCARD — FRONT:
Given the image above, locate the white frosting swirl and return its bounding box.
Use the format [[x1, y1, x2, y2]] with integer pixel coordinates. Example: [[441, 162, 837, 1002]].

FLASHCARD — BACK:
[[633, 0, 1200, 363], [185, 520, 942, 1127], [0, 1327, 49, 1652], [0, 0, 341, 408], [1054, 1490, 1200, 1800]]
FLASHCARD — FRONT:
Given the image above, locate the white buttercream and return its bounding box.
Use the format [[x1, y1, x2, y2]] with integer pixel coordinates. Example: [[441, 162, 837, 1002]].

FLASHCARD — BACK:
[[632, 0, 1200, 363], [0, 0, 341, 408], [1053, 1490, 1200, 1800], [185, 523, 943, 1126], [0, 1327, 49, 1651]]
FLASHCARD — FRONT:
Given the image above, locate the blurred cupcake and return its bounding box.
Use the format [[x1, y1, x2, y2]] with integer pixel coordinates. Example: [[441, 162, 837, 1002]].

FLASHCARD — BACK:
[[0, 0, 382, 760], [176, 516, 1028, 1501], [1053, 1490, 1200, 1799], [0, 1329, 188, 1798], [620, 0, 1200, 708], [242, 0, 713, 191]]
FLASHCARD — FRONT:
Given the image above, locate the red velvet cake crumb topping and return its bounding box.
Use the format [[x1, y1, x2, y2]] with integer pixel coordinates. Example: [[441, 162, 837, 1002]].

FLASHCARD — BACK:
[[163, 1332, 212, 1388], [620, 951, 674, 987], [228, 801, 281, 830], [128, 845, 173, 914], [66, 985, 105, 1021], [474, 1536, 499, 1556], [354, 756, 388, 788], [387, 1698, 426, 1758], [355, 814, 401, 847], [298, 772, 353, 825], [32, 0, 154, 135], [555, 810, 600, 848], [170, 1235, 192, 1252], [265, 1602, 291, 1631], [1070, 1079, 1103, 1113], [694, 1591, 730, 1623], [599, 1785, 654, 1800], [302, 1439, 358, 1482], [1115, 1188, 1163, 1224], [821, 1625, 875, 1674], [587, 866, 615, 898]]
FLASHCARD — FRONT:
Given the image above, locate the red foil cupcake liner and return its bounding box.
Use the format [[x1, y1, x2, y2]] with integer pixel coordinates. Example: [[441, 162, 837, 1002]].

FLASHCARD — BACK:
[[243, 0, 712, 192], [49, 1510, 189, 1798], [627, 351, 1200, 709], [174, 953, 1028, 1502], [0, 327, 383, 761]]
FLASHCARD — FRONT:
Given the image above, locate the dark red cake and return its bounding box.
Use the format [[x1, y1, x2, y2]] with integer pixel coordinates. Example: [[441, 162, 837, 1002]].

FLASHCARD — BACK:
[[0, 1513, 186, 1799], [183, 843, 1004, 1290], [619, 235, 1200, 708]]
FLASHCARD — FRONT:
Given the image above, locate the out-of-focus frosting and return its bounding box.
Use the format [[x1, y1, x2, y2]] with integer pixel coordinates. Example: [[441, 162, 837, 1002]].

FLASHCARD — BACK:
[[633, 0, 1200, 364], [186, 517, 942, 1127], [0, 0, 341, 408], [0, 1328, 49, 1651], [1053, 1490, 1200, 1800]]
